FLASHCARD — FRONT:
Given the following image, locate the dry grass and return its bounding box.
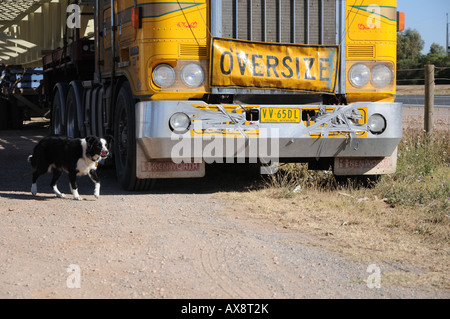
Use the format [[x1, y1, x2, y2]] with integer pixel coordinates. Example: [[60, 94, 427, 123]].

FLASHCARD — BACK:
[[397, 84, 450, 95], [220, 130, 450, 291]]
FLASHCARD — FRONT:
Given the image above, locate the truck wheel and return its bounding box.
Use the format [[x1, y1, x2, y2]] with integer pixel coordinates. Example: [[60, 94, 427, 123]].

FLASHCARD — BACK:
[[95, 87, 105, 137], [0, 99, 8, 130], [90, 87, 100, 136], [65, 81, 84, 138], [83, 88, 92, 136], [113, 82, 153, 191], [8, 100, 23, 130], [51, 83, 68, 135]]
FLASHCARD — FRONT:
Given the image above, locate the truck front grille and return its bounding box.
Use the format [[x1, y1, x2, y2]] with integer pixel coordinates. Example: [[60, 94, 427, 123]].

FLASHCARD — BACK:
[[220, 0, 337, 45]]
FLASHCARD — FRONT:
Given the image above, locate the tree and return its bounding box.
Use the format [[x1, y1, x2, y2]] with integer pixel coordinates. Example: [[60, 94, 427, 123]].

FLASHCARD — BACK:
[[429, 43, 446, 56], [397, 29, 425, 84], [420, 43, 447, 66], [420, 43, 450, 84], [397, 30, 450, 84], [397, 28, 424, 62]]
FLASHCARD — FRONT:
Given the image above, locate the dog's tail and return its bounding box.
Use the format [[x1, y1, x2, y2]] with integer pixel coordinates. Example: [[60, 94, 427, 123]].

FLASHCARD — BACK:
[[27, 155, 36, 168]]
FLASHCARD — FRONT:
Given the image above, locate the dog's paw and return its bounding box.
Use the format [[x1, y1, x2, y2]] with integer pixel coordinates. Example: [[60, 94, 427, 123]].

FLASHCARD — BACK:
[[53, 186, 65, 198], [94, 183, 100, 199], [31, 184, 37, 196], [71, 188, 82, 201]]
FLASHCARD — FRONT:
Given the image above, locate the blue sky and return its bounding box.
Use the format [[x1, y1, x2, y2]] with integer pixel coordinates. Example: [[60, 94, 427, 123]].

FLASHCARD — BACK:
[[397, 0, 450, 54]]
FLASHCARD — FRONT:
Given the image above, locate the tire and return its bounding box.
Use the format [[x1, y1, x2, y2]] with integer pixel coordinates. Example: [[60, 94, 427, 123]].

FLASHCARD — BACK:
[[83, 88, 92, 136], [96, 87, 105, 137], [0, 99, 9, 130], [51, 83, 69, 135], [90, 87, 100, 137], [8, 100, 23, 130], [65, 81, 84, 138], [113, 81, 154, 191]]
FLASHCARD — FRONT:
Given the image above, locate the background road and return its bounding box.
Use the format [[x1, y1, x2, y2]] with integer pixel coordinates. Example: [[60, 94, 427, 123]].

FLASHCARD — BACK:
[[396, 95, 450, 107]]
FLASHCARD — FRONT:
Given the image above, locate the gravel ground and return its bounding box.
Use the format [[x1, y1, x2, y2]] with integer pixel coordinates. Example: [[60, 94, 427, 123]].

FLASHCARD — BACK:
[[0, 118, 448, 299], [402, 106, 449, 131]]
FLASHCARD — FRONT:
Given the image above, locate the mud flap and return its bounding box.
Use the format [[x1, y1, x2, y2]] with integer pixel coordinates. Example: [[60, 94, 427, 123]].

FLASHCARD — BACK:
[[136, 142, 205, 179], [333, 147, 397, 176]]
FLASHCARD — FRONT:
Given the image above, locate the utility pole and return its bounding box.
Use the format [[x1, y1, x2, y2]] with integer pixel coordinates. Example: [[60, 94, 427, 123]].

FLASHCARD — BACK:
[[447, 13, 449, 55], [424, 64, 435, 134]]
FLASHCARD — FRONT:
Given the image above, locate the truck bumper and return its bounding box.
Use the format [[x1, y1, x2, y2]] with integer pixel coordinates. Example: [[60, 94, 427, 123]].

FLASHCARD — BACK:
[[135, 101, 402, 177]]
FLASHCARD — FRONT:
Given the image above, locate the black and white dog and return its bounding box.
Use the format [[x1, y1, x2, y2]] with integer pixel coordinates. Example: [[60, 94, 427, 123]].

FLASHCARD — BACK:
[[28, 135, 111, 200]]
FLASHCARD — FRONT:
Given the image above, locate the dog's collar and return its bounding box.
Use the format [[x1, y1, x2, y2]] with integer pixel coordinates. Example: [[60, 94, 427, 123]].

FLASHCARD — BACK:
[[86, 155, 101, 163]]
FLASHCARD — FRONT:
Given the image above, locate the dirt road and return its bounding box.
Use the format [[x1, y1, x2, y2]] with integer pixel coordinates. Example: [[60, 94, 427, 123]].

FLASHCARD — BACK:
[[0, 121, 448, 299]]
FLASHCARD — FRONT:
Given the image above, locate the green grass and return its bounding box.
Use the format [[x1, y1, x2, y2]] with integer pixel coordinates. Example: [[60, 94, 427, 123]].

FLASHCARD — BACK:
[[376, 131, 449, 212]]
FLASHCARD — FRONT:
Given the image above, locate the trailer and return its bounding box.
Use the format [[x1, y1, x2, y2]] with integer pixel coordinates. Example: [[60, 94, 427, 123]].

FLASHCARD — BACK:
[[0, 0, 405, 190], [0, 65, 45, 129]]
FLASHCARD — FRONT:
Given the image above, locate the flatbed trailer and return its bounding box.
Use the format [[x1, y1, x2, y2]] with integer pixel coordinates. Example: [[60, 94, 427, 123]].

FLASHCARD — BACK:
[[0, 65, 45, 129]]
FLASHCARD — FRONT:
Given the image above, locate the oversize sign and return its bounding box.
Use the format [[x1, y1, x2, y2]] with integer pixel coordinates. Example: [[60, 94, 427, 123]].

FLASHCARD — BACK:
[[210, 37, 340, 93]]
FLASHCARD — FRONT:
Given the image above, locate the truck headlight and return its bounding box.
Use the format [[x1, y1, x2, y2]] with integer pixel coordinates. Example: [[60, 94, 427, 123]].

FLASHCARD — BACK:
[[180, 63, 205, 87], [371, 64, 393, 88], [169, 112, 191, 134], [349, 63, 370, 88], [153, 64, 176, 88], [368, 114, 386, 134]]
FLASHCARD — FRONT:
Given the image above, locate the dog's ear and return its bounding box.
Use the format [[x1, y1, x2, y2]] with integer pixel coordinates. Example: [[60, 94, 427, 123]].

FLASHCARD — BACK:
[[84, 136, 97, 154], [85, 136, 95, 147], [103, 135, 113, 145]]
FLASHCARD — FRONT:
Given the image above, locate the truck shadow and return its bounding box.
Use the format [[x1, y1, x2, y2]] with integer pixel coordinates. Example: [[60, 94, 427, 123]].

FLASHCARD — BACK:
[[99, 163, 265, 196]]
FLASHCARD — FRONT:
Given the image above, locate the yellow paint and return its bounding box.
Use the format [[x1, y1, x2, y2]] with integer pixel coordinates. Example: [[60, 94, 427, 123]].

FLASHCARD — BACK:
[[189, 104, 258, 137], [102, 1, 398, 104], [101, 0, 208, 100], [346, 0, 398, 102], [301, 106, 368, 138]]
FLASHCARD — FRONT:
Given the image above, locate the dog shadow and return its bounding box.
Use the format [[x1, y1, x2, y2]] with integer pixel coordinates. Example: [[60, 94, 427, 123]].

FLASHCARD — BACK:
[[0, 191, 51, 201]]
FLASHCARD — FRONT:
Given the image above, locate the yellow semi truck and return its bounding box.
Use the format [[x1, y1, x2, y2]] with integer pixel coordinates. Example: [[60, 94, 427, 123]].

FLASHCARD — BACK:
[[44, 0, 404, 190]]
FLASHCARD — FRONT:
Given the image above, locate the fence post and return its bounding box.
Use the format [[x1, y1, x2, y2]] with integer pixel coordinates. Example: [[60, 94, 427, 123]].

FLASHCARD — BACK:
[[424, 64, 435, 134]]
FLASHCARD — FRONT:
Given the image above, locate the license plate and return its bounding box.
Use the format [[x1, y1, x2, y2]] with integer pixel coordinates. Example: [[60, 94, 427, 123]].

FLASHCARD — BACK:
[[260, 108, 301, 123]]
